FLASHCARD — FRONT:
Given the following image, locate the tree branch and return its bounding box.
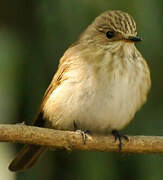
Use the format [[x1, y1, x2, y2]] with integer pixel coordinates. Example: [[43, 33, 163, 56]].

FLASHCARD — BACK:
[[0, 124, 163, 153]]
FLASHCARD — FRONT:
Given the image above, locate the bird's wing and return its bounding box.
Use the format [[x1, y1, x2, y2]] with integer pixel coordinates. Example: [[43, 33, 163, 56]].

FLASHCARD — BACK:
[[32, 53, 71, 127]]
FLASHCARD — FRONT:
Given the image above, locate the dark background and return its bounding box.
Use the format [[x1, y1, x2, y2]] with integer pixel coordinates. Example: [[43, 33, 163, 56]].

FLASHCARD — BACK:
[[0, 1, 162, 180]]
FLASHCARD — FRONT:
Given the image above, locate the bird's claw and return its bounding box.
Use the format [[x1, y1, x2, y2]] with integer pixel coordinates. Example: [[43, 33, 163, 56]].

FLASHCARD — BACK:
[[73, 121, 90, 144], [112, 130, 129, 151]]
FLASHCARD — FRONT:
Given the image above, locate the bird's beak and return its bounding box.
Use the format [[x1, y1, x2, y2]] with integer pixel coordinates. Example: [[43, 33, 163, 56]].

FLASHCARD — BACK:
[[128, 36, 142, 42]]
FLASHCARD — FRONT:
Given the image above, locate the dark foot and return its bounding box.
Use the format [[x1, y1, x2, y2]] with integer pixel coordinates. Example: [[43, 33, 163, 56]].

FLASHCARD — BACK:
[[73, 121, 78, 131], [112, 130, 129, 151], [73, 121, 90, 144]]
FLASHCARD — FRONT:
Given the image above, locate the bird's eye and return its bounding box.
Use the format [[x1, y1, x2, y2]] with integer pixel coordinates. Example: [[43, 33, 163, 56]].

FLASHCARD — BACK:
[[106, 31, 115, 39]]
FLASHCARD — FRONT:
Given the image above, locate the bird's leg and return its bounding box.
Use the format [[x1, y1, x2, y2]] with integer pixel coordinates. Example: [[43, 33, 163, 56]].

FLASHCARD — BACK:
[[73, 121, 90, 144], [112, 130, 129, 151]]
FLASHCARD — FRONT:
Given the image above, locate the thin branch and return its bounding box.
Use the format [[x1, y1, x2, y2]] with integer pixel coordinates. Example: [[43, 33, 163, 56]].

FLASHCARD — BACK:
[[0, 124, 163, 153]]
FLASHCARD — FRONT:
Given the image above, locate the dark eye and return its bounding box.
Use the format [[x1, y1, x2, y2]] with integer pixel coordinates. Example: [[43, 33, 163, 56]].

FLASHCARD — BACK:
[[106, 31, 115, 39]]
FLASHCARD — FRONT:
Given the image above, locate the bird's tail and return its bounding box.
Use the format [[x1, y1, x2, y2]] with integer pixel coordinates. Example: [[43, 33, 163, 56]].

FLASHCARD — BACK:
[[8, 145, 47, 172]]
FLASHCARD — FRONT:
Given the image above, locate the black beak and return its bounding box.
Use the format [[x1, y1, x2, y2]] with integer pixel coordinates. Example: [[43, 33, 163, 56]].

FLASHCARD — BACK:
[[128, 36, 142, 42]]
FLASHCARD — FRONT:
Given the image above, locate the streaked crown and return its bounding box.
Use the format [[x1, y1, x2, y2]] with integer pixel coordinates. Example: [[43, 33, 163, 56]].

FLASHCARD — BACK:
[[94, 10, 137, 36], [79, 10, 140, 46]]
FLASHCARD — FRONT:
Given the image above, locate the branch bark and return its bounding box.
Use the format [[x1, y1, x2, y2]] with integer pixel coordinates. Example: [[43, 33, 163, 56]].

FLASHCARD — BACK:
[[0, 124, 163, 153]]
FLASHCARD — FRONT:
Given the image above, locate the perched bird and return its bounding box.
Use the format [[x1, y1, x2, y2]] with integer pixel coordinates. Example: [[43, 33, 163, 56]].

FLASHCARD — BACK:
[[9, 10, 151, 171]]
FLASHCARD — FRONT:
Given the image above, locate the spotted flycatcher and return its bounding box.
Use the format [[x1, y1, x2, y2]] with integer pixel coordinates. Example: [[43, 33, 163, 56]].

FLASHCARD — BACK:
[[9, 10, 151, 171]]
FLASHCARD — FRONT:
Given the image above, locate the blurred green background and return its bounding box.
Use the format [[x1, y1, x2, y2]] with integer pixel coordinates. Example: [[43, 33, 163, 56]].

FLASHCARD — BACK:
[[0, 0, 162, 180]]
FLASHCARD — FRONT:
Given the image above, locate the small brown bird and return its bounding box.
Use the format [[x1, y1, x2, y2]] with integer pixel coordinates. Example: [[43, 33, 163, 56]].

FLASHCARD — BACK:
[[9, 10, 151, 171]]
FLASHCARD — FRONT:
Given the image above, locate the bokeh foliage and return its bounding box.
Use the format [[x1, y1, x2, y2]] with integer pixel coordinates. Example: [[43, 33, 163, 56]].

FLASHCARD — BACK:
[[0, 1, 162, 180]]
